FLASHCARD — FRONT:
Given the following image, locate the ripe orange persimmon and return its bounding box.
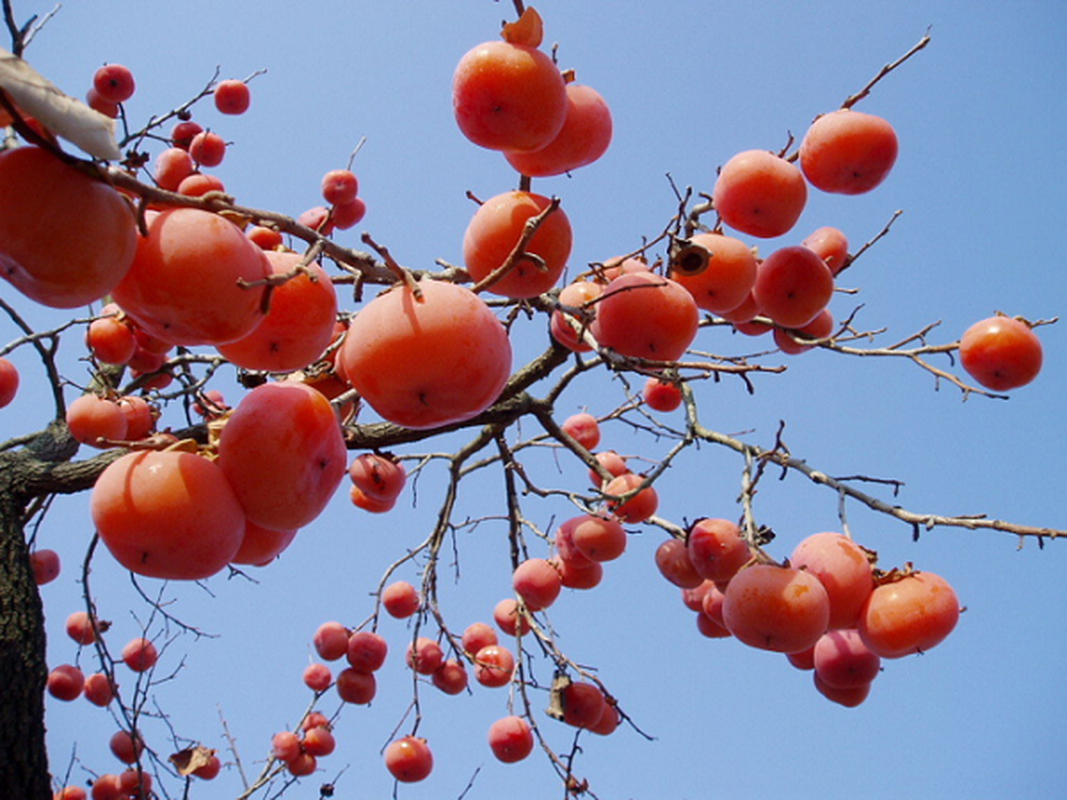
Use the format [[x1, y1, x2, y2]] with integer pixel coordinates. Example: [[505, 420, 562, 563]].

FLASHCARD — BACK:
[[752, 245, 835, 329], [858, 570, 959, 658], [453, 40, 567, 152], [712, 149, 807, 239], [338, 279, 512, 429], [0, 145, 137, 308], [504, 83, 613, 176], [112, 207, 271, 346], [799, 109, 898, 195], [384, 736, 434, 783], [463, 191, 572, 298], [216, 250, 338, 372], [91, 450, 246, 580], [670, 232, 758, 314], [790, 532, 873, 629], [722, 564, 831, 653], [959, 315, 1043, 391], [592, 271, 699, 362], [217, 381, 347, 531]]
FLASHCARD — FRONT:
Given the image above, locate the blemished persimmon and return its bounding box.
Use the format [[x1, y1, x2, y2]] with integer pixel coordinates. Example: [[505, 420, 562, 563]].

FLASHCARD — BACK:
[[91, 450, 246, 580], [216, 250, 338, 372], [959, 315, 1043, 391], [790, 532, 873, 629], [722, 564, 831, 653], [504, 83, 613, 176], [338, 279, 512, 429], [799, 109, 898, 195], [348, 453, 407, 504], [0, 145, 137, 308], [217, 381, 347, 531], [453, 40, 567, 152], [112, 207, 271, 346], [753, 245, 835, 329], [463, 190, 572, 298], [858, 570, 959, 658], [712, 149, 807, 239], [592, 271, 699, 362], [669, 232, 758, 314]]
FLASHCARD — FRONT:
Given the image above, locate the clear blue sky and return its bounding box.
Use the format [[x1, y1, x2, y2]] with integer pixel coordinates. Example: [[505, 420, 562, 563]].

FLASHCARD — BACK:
[[7, 1, 1065, 798]]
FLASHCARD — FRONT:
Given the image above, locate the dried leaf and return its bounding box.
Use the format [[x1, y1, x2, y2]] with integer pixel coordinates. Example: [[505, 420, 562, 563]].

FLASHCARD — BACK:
[[0, 46, 121, 160], [545, 670, 571, 721], [502, 6, 544, 48], [169, 745, 216, 776]]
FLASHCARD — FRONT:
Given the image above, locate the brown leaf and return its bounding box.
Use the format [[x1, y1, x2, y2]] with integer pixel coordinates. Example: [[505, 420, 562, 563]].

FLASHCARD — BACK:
[[0, 47, 121, 160], [502, 6, 544, 48], [168, 745, 217, 777]]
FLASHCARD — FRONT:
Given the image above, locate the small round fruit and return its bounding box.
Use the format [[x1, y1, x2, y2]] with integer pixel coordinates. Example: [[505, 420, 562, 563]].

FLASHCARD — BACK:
[[722, 564, 831, 653], [655, 538, 703, 589], [686, 518, 751, 584], [813, 628, 881, 689], [406, 637, 445, 675], [384, 736, 433, 783], [604, 472, 659, 524], [488, 715, 535, 763], [790, 532, 873, 629], [752, 246, 835, 329], [858, 570, 959, 658], [93, 64, 135, 103], [321, 169, 359, 205], [560, 412, 600, 450], [474, 644, 516, 688], [512, 558, 562, 611], [432, 659, 469, 695], [336, 668, 377, 704], [47, 664, 85, 701], [30, 549, 60, 585], [338, 279, 512, 429], [453, 41, 567, 152], [0, 145, 137, 308], [217, 381, 347, 531], [382, 580, 421, 618], [213, 79, 251, 115], [121, 637, 158, 672], [493, 598, 531, 637], [959, 315, 1043, 391], [800, 109, 898, 195], [592, 271, 700, 362], [712, 149, 807, 238], [463, 190, 572, 298], [504, 83, 613, 176], [91, 450, 246, 580], [0, 357, 18, 407], [802, 226, 850, 275], [642, 378, 683, 412], [313, 621, 350, 661], [670, 232, 757, 314]]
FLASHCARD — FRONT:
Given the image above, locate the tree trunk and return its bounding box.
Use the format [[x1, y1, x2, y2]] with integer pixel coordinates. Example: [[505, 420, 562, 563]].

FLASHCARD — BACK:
[[0, 480, 52, 800], [0, 421, 118, 800]]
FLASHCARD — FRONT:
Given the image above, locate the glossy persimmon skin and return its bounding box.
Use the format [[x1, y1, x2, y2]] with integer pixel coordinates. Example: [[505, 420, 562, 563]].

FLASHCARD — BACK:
[[91, 450, 246, 580], [959, 315, 1043, 391], [338, 279, 512, 429], [670, 232, 757, 314], [453, 41, 567, 152], [790, 532, 873, 629], [216, 250, 338, 372], [800, 109, 898, 195], [723, 564, 831, 653], [112, 207, 271, 346], [712, 149, 807, 239], [217, 381, 347, 531], [858, 571, 959, 658], [0, 145, 137, 308], [504, 83, 613, 176], [384, 736, 434, 783], [753, 245, 835, 329], [463, 191, 572, 298], [592, 271, 699, 362]]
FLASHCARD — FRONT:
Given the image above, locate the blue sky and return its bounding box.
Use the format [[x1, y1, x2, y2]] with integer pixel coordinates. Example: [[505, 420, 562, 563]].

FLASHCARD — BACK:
[[6, 1, 1066, 798]]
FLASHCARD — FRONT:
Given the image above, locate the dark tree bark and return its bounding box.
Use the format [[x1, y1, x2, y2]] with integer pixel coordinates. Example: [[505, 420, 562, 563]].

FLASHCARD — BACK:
[[0, 421, 117, 800]]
